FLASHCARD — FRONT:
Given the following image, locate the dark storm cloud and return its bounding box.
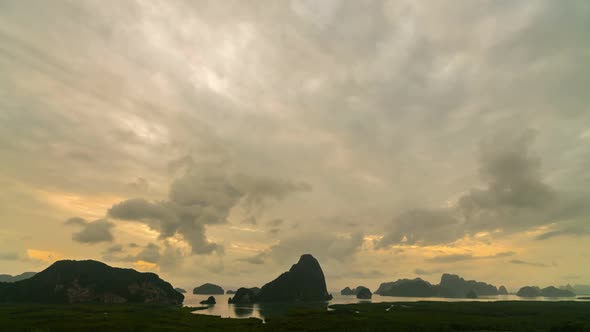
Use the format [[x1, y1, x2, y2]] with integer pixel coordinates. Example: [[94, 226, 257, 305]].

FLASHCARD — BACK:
[[108, 164, 309, 254], [136, 243, 161, 263], [376, 209, 461, 248], [377, 131, 590, 248], [460, 131, 553, 211], [65, 217, 114, 244]]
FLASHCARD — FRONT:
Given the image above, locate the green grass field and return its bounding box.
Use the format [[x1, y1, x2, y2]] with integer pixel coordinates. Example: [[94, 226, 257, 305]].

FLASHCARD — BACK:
[[0, 301, 588, 331]]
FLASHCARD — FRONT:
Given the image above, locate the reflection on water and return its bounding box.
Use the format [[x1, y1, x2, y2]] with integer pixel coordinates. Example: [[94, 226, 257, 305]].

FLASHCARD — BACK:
[[232, 303, 254, 318], [186, 294, 329, 321], [186, 293, 590, 320]]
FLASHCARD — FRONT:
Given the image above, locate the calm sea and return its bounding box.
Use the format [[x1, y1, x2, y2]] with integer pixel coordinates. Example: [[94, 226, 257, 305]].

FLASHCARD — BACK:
[[185, 293, 590, 320]]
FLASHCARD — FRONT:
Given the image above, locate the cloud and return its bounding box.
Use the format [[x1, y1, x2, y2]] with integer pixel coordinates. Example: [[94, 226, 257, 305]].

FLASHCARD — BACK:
[[26, 249, 64, 263], [135, 243, 161, 264], [233, 174, 311, 213], [377, 209, 461, 248], [241, 216, 257, 225], [535, 226, 590, 241], [509, 259, 549, 267], [237, 252, 267, 265], [65, 217, 114, 244], [339, 270, 386, 279], [414, 268, 443, 276], [0, 252, 19, 261], [101, 242, 183, 272], [108, 163, 309, 255], [103, 244, 124, 254], [426, 251, 515, 263], [127, 177, 149, 192], [64, 217, 87, 227], [267, 219, 284, 227], [1, 0, 589, 285], [461, 131, 553, 211], [268, 231, 364, 264], [377, 131, 588, 248]]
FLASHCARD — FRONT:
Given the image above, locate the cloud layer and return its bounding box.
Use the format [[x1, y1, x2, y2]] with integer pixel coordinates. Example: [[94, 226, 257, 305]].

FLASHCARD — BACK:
[[0, 0, 589, 288], [65, 218, 114, 244]]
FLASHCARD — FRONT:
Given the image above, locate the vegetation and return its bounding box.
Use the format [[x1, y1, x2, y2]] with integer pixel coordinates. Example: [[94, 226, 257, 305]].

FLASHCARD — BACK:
[[0, 304, 260, 332], [0, 260, 182, 305], [1, 301, 589, 331]]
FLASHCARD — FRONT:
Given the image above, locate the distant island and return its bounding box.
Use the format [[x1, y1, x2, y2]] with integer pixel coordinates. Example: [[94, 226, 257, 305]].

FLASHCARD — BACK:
[[228, 287, 260, 304], [199, 296, 216, 305], [340, 286, 372, 298], [375, 274, 501, 298], [0, 260, 182, 304], [355, 286, 372, 299], [193, 283, 224, 295], [229, 254, 332, 303], [0, 272, 36, 283], [561, 284, 590, 295], [517, 286, 575, 298], [341, 286, 355, 295], [376, 278, 437, 297], [498, 285, 509, 295]]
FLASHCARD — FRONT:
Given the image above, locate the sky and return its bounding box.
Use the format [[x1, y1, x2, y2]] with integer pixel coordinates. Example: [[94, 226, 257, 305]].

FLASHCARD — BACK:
[[0, 0, 589, 292]]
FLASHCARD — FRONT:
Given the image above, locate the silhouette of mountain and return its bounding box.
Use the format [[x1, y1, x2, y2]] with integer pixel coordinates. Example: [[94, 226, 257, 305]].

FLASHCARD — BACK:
[[376, 278, 437, 297], [466, 290, 478, 299], [341, 286, 355, 295], [193, 283, 224, 295], [174, 288, 186, 294], [0, 272, 36, 283], [541, 286, 575, 297], [438, 274, 498, 298], [376, 274, 499, 298], [517, 286, 575, 298], [0, 260, 182, 304], [356, 286, 372, 299], [517, 286, 542, 297], [561, 284, 590, 295], [498, 285, 508, 295], [340, 286, 371, 297], [200, 296, 216, 304], [255, 254, 333, 302], [228, 287, 258, 304], [573, 285, 590, 295]]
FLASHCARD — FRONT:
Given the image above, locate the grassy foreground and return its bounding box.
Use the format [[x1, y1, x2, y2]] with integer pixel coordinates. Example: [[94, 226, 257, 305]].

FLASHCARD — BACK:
[[0, 301, 589, 331]]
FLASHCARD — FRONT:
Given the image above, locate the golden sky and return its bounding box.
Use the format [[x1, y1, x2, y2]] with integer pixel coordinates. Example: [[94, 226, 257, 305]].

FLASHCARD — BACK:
[[0, 0, 589, 291]]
